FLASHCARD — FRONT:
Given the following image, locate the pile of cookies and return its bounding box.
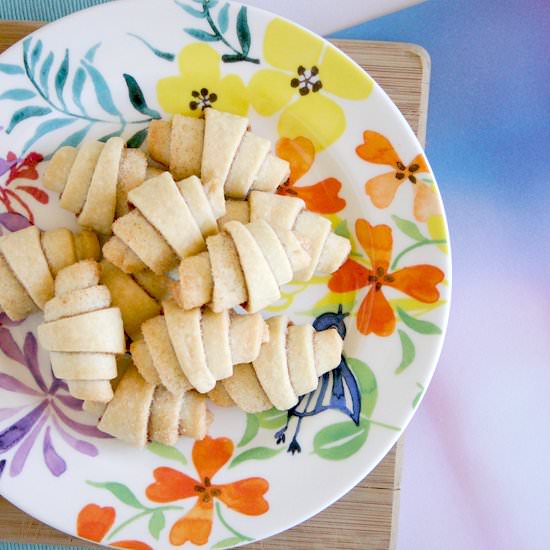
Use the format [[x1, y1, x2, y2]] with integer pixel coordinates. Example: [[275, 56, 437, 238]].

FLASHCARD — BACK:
[[2, 109, 352, 447]]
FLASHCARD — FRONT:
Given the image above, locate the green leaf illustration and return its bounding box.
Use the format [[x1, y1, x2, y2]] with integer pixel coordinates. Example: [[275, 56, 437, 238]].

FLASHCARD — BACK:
[[6, 105, 51, 133], [39, 52, 54, 94], [217, 3, 230, 33], [334, 219, 351, 239], [314, 422, 368, 460], [57, 125, 91, 149], [175, 1, 206, 18], [391, 215, 426, 241], [148, 510, 165, 540], [395, 329, 415, 374], [29, 40, 43, 76], [88, 481, 145, 509], [185, 28, 220, 42], [147, 441, 187, 464], [84, 42, 101, 63], [412, 383, 424, 409], [123, 74, 161, 119], [346, 357, 377, 417], [229, 446, 283, 468], [0, 63, 24, 75], [256, 408, 287, 430], [55, 49, 70, 110], [0, 89, 36, 101], [211, 536, 245, 549], [238, 413, 259, 447], [127, 33, 176, 62], [236, 7, 251, 56], [82, 60, 121, 117], [126, 127, 148, 149], [397, 307, 442, 335], [72, 67, 87, 115], [22, 117, 75, 153]]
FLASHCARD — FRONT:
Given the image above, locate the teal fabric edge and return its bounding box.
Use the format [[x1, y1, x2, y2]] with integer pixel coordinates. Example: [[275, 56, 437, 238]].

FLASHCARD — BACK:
[[0, 0, 113, 22]]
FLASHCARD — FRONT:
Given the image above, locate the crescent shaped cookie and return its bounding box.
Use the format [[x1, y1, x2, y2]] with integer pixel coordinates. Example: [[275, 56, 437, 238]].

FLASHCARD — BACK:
[[222, 363, 272, 413], [149, 386, 183, 446], [253, 315, 297, 410], [78, 137, 124, 234], [38, 308, 125, 353], [163, 300, 215, 394], [225, 132, 270, 199], [60, 140, 104, 214], [224, 221, 280, 313], [142, 315, 192, 396], [98, 366, 155, 446], [128, 172, 205, 258], [43, 145, 77, 193], [170, 115, 204, 180], [0, 226, 54, 309]]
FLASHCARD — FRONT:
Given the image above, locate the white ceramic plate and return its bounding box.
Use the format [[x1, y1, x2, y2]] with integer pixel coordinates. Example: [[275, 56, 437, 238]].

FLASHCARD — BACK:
[[0, 1, 450, 547]]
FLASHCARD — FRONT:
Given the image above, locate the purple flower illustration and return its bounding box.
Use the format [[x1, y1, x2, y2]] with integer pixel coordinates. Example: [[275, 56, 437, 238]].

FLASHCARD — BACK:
[[0, 315, 109, 477]]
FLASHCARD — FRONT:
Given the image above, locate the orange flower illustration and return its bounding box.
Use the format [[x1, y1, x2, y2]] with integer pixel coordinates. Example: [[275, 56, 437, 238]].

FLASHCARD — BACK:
[[276, 136, 346, 214], [77, 503, 152, 550], [329, 220, 444, 336], [356, 131, 440, 222], [147, 436, 269, 546]]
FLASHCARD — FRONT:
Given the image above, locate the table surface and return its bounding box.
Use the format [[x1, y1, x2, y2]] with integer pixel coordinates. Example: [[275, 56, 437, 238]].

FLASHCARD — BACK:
[[0, 21, 430, 550]]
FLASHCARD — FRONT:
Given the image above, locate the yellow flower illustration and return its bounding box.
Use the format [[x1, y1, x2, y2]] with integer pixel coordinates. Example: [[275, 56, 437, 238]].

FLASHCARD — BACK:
[[248, 19, 373, 151], [157, 43, 249, 117]]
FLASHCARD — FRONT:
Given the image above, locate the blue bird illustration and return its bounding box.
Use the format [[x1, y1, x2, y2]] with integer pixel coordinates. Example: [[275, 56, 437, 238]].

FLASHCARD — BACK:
[[275, 305, 362, 454]]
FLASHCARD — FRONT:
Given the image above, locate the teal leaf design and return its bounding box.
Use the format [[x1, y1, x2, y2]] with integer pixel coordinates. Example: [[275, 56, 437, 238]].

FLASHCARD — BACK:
[[84, 42, 101, 63], [217, 3, 230, 33], [72, 67, 87, 116], [6, 106, 52, 133], [184, 28, 220, 42], [22, 117, 75, 153], [87, 481, 145, 509], [29, 40, 43, 76], [256, 408, 287, 430], [346, 357, 378, 417], [123, 74, 161, 119], [82, 60, 121, 117], [236, 7, 251, 56], [57, 125, 91, 149], [126, 127, 148, 149], [148, 510, 165, 540], [39, 52, 54, 94], [211, 537, 245, 549], [313, 422, 368, 460], [175, 1, 206, 18], [127, 33, 175, 62], [395, 330, 415, 374], [0, 63, 24, 75], [391, 215, 426, 242], [147, 441, 187, 464], [397, 307, 442, 335], [55, 50, 70, 110], [238, 413, 259, 447], [0, 89, 36, 101], [229, 446, 283, 468]]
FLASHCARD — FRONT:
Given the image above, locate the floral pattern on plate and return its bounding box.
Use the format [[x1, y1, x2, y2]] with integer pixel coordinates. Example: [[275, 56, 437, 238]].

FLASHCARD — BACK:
[[0, 1, 450, 547]]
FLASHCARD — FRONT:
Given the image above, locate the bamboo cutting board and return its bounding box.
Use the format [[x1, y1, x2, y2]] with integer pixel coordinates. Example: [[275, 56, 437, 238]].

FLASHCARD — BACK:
[[0, 21, 430, 550]]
